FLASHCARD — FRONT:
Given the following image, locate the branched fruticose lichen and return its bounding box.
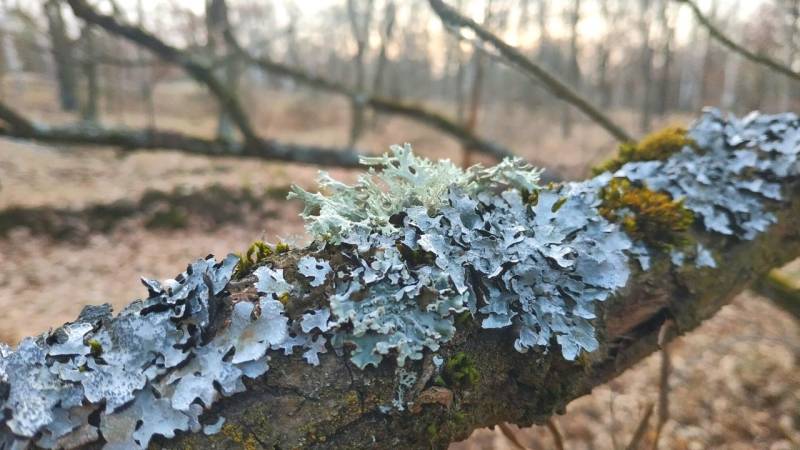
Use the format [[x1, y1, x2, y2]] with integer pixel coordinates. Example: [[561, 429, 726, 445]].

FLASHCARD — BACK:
[[1, 109, 798, 448], [288, 143, 542, 242]]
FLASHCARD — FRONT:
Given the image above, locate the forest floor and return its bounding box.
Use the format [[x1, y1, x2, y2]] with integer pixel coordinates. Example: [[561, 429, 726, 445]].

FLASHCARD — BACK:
[[0, 75, 797, 449]]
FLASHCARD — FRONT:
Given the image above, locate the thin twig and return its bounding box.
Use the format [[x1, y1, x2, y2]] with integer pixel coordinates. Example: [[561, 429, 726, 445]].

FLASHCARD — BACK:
[[66, 0, 259, 144], [651, 320, 673, 450], [497, 422, 531, 450], [0, 99, 362, 168], [624, 403, 654, 450], [545, 418, 565, 450], [676, 0, 800, 82], [222, 28, 515, 161], [427, 0, 634, 143]]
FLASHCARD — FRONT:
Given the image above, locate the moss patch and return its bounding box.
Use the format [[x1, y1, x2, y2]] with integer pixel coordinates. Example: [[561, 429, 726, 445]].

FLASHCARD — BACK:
[[435, 352, 479, 389], [599, 178, 694, 249], [232, 240, 292, 280], [594, 126, 694, 174]]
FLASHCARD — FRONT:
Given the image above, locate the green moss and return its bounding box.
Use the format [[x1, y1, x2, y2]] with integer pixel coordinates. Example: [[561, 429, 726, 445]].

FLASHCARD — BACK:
[[551, 196, 567, 213], [87, 339, 102, 357], [233, 240, 274, 278], [435, 352, 479, 389], [593, 126, 694, 174], [426, 422, 438, 440], [454, 311, 472, 328], [599, 178, 694, 249]]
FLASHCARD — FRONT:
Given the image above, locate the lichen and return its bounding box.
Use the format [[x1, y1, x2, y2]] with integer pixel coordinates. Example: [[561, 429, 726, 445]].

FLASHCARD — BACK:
[[614, 110, 794, 240], [593, 126, 695, 174], [294, 149, 632, 367], [288, 143, 543, 243]]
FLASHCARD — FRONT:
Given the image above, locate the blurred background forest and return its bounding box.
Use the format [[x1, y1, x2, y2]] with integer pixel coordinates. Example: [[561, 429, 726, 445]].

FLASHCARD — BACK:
[[0, 0, 798, 449]]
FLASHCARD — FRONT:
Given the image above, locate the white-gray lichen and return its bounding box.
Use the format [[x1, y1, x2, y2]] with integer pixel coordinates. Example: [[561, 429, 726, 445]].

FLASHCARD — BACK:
[[288, 143, 542, 242], [2, 109, 798, 446]]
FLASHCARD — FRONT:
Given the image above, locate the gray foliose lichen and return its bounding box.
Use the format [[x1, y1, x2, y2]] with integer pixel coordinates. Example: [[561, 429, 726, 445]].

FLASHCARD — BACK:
[[2, 110, 798, 448]]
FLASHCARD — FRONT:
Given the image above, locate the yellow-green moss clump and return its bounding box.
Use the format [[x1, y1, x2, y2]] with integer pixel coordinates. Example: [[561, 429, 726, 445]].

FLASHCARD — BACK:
[[232, 240, 292, 279], [434, 352, 479, 389], [599, 178, 694, 249], [594, 126, 694, 174]]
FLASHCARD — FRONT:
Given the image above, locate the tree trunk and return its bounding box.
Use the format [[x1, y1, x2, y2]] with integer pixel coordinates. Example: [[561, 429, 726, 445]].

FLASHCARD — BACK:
[[778, 0, 799, 112], [696, 0, 718, 111], [655, 0, 674, 116], [346, 0, 375, 146], [44, 0, 79, 112], [371, 0, 396, 98], [206, 0, 239, 143], [561, 0, 581, 138], [137, 0, 156, 129], [720, 53, 741, 111], [79, 24, 99, 124], [638, 0, 653, 133], [369, 0, 396, 128]]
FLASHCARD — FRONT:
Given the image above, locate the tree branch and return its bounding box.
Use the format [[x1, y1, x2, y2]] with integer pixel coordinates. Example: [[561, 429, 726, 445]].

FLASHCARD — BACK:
[[65, 0, 260, 145], [223, 30, 516, 161], [0, 99, 362, 168], [676, 0, 800, 83], [2, 111, 800, 449], [427, 0, 634, 143], [753, 270, 800, 320]]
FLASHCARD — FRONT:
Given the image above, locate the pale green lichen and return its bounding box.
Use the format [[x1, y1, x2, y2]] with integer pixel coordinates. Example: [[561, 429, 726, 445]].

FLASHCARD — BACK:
[[288, 143, 543, 243]]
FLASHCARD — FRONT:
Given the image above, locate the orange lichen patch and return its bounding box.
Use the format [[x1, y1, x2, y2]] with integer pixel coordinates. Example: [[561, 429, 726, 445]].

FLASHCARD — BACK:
[[594, 126, 694, 174], [599, 178, 694, 249]]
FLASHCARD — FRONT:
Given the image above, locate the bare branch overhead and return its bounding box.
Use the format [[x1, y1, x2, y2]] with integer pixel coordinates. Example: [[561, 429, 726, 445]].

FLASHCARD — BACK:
[[427, 0, 635, 143], [223, 29, 516, 161], [65, 0, 259, 144], [676, 0, 800, 83], [0, 99, 363, 167]]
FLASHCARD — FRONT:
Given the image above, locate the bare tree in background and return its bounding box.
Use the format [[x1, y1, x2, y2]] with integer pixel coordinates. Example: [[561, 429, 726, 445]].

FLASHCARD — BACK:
[[44, 0, 78, 111], [206, 0, 240, 142], [372, 0, 396, 98], [719, 0, 742, 111], [696, 0, 719, 111], [638, 0, 654, 133], [561, 0, 582, 138], [450, 0, 467, 123], [136, 0, 156, 129], [462, 0, 492, 166], [778, 0, 800, 111], [655, 0, 675, 116], [346, 0, 375, 146], [78, 22, 98, 123], [595, 0, 613, 109]]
